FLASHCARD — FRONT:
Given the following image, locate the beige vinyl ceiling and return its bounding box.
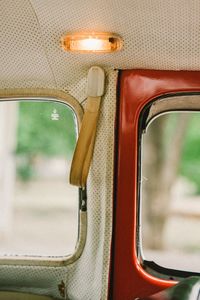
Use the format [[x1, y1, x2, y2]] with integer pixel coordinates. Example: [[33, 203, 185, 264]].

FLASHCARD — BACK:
[[1, 0, 200, 98]]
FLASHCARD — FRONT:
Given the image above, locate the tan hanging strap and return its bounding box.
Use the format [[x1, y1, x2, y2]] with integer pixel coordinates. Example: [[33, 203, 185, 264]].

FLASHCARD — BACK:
[[70, 66, 105, 187]]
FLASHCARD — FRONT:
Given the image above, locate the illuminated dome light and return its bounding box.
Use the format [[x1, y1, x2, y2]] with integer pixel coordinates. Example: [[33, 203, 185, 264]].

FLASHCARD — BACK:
[[61, 32, 123, 53]]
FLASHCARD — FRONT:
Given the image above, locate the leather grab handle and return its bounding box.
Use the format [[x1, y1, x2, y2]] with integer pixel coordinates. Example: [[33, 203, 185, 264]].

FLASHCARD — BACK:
[[70, 66, 105, 187], [70, 96, 101, 187]]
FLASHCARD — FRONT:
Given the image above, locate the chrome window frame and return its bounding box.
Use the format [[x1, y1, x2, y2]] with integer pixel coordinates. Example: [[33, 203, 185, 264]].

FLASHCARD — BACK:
[[0, 88, 86, 267], [138, 93, 200, 280]]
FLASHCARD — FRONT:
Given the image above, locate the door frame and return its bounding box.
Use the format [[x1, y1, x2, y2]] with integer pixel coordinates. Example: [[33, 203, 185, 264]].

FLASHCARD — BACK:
[[111, 70, 200, 300]]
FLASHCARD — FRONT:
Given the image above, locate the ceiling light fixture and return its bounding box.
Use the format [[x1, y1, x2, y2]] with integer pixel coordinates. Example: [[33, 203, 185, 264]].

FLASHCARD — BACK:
[[61, 32, 123, 53]]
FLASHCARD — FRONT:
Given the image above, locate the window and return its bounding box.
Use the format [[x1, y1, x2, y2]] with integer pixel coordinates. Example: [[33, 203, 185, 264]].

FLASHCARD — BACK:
[[140, 95, 200, 276], [0, 99, 80, 259]]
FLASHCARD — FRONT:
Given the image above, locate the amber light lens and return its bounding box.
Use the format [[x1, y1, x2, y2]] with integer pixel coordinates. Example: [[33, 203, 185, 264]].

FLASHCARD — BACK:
[[61, 32, 123, 53]]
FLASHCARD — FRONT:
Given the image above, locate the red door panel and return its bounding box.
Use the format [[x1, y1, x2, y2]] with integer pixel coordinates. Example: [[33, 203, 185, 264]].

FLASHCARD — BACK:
[[112, 70, 200, 300]]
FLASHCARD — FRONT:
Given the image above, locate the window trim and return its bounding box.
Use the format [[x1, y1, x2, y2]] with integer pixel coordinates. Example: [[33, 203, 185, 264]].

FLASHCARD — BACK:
[[138, 92, 200, 280], [0, 88, 86, 267]]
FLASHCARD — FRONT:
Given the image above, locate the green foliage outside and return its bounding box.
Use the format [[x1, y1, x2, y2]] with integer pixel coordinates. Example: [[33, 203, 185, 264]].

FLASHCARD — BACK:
[[180, 114, 200, 194], [16, 101, 76, 181], [16, 102, 200, 189], [147, 112, 200, 194]]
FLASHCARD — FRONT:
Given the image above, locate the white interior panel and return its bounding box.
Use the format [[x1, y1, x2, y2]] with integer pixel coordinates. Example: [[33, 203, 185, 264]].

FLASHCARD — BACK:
[[0, 71, 117, 300]]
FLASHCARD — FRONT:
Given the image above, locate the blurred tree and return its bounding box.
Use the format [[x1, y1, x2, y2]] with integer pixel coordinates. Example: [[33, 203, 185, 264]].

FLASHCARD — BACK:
[[180, 114, 200, 193], [15, 101, 76, 180], [142, 113, 190, 249]]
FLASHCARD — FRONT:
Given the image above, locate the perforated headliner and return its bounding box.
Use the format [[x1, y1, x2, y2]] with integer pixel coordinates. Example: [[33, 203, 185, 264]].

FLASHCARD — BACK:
[[2, 0, 200, 96]]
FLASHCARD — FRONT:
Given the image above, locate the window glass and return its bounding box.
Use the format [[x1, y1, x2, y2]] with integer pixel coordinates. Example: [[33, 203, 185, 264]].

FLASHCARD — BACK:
[[141, 111, 200, 273], [0, 100, 78, 257]]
